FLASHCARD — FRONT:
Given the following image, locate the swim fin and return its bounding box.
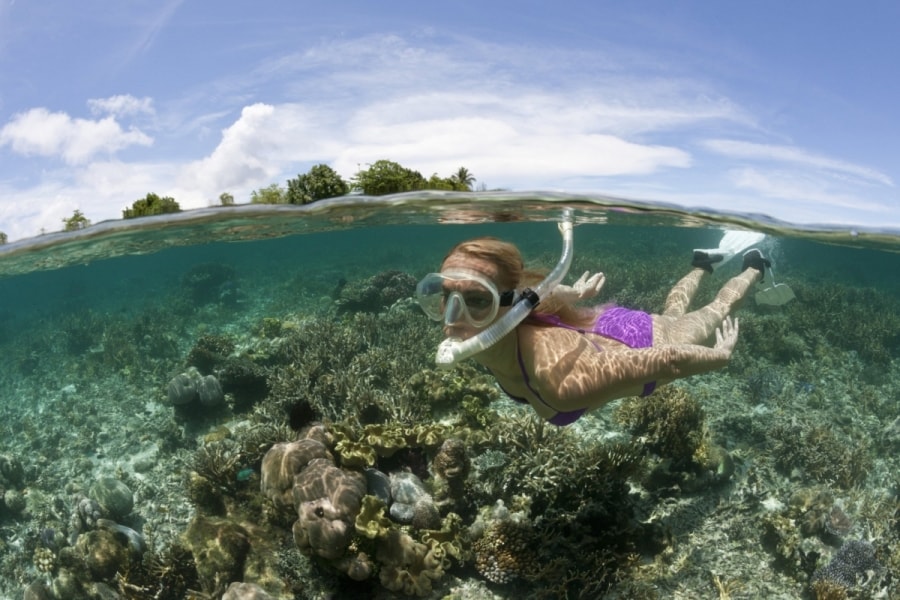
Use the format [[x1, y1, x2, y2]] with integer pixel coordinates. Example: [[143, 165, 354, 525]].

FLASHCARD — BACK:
[[755, 266, 795, 306], [693, 230, 766, 272]]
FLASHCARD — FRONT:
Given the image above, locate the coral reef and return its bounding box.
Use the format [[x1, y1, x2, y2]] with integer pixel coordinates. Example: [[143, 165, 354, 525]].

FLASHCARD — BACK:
[[334, 270, 417, 314], [0, 453, 25, 487], [184, 333, 270, 411], [376, 529, 447, 597], [291, 458, 367, 561], [184, 514, 251, 597], [260, 438, 333, 516], [811, 539, 882, 595], [616, 385, 706, 470], [166, 366, 226, 420], [432, 438, 471, 511], [4, 228, 900, 600], [88, 477, 134, 521], [388, 471, 437, 527], [769, 421, 872, 489], [262, 309, 440, 424], [473, 518, 537, 584], [222, 581, 275, 599]]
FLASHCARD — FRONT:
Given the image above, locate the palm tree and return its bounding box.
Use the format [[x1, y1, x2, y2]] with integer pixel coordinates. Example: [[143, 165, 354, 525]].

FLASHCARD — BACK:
[[450, 167, 476, 191]]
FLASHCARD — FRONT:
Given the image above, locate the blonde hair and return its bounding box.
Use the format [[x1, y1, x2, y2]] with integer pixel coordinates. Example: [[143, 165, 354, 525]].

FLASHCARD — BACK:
[[442, 237, 596, 328]]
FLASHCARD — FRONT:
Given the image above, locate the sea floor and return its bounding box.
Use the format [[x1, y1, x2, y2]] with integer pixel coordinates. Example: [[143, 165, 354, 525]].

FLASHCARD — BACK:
[[0, 252, 898, 600]]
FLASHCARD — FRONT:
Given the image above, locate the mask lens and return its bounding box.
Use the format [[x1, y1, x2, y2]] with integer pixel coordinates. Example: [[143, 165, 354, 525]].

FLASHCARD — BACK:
[[461, 291, 494, 318], [416, 274, 446, 321], [416, 270, 505, 327]]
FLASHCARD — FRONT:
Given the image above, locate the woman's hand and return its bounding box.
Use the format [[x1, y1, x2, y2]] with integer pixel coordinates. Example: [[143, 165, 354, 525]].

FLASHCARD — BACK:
[[714, 316, 739, 357], [553, 271, 605, 305]]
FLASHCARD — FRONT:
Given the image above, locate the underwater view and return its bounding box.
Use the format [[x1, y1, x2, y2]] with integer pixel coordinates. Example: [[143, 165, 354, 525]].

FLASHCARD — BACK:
[[0, 194, 898, 600]]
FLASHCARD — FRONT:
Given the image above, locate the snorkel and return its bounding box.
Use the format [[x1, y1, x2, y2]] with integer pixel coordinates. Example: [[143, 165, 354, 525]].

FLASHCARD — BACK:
[[434, 208, 575, 368]]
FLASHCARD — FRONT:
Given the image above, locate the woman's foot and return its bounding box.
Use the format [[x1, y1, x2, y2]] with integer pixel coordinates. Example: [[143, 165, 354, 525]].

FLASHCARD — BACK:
[[691, 250, 723, 273], [741, 249, 771, 280]]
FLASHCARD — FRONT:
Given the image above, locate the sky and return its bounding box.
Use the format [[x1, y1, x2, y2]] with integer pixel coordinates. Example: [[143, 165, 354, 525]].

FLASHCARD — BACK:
[[0, 0, 898, 240]]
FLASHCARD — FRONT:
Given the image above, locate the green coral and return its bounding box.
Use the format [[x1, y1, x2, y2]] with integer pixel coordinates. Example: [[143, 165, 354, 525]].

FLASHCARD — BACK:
[[420, 512, 469, 563], [376, 529, 446, 597], [406, 365, 499, 420], [409, 423, 448, 450], [360, 423, 407, 457], [355, 495, 393, 540], [334, 439, 377, 468]]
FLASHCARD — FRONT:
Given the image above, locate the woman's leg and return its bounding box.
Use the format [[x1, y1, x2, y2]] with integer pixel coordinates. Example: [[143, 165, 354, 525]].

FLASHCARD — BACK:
[[656, 268, 761, 345], [662, 268, 706, 317]]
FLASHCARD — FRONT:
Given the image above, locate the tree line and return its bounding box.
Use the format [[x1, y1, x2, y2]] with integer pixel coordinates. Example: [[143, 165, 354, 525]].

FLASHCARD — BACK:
[[0, 160, 480, 241]]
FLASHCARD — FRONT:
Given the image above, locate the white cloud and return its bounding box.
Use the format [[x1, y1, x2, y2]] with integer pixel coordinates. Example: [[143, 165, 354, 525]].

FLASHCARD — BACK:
[[0, 107, 153, 165], [179, 103, 344, 193], [88, 95, 155, 117], [730, 167, 892, 214], [179, 88, 696, 200], [703, 139, 894, 187]]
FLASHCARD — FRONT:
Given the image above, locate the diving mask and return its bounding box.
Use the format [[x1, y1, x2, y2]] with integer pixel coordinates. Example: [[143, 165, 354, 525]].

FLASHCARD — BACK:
[[416, 269, 515, 328]]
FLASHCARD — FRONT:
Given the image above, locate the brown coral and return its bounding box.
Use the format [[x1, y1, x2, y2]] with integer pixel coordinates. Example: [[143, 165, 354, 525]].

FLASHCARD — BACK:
[[433, 438, 470, 482], [259, 439, 332, 513], [472, 520, 538, 584], [291, 458, 366, 560]]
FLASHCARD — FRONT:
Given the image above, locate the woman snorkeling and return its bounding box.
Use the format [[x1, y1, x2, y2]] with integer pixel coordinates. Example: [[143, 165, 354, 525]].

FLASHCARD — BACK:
[[416, 231, 771, 425]]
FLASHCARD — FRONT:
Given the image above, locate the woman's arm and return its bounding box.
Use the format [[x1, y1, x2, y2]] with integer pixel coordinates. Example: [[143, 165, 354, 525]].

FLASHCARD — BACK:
[[528, 317, 739, 411]]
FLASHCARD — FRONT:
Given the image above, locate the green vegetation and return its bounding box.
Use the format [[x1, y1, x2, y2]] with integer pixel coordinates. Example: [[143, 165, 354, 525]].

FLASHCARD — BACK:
[[351, 160, 476, 195], [0, 231, 7, 244], [218, 192, 235, 206], [285, 164, 349, 204], [351, 160, 427, 195], [249, 183, 286, 204], [450, 166, 476, 191], [62, 209, 91, 232], [123, 193, 181, 219]]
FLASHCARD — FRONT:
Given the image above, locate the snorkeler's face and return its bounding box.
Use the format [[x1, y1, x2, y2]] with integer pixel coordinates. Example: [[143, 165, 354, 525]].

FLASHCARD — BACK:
[[434, 254, 507, 340]]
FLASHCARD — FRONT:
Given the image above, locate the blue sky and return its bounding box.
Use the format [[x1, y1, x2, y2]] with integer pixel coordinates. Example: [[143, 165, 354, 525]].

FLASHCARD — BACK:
[[1, 0, 897, 240]]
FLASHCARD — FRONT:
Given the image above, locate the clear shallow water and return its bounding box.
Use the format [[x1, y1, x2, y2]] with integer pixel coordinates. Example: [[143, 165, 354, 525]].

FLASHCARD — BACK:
[[0, 193, 898, 599]]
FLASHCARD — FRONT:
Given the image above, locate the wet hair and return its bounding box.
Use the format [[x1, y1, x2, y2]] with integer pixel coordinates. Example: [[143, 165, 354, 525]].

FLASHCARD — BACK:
[[441, 237, 528, 291], [442, 237, 596, 328]]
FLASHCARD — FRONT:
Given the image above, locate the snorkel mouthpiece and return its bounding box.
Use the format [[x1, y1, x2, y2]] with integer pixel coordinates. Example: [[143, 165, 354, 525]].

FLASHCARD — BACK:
[[435, 208, 575, 368]]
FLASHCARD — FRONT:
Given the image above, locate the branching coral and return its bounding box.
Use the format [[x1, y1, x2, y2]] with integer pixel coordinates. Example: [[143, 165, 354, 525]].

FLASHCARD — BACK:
[[616, 385, 707, 470], [261, 310, 439, 424], [334, 270, 417, 314], [769, 421, 872, 489]]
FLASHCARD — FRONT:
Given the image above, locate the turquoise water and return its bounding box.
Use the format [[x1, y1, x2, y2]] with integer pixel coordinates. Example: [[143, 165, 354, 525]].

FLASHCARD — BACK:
[[0, 194, 897, 599]]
